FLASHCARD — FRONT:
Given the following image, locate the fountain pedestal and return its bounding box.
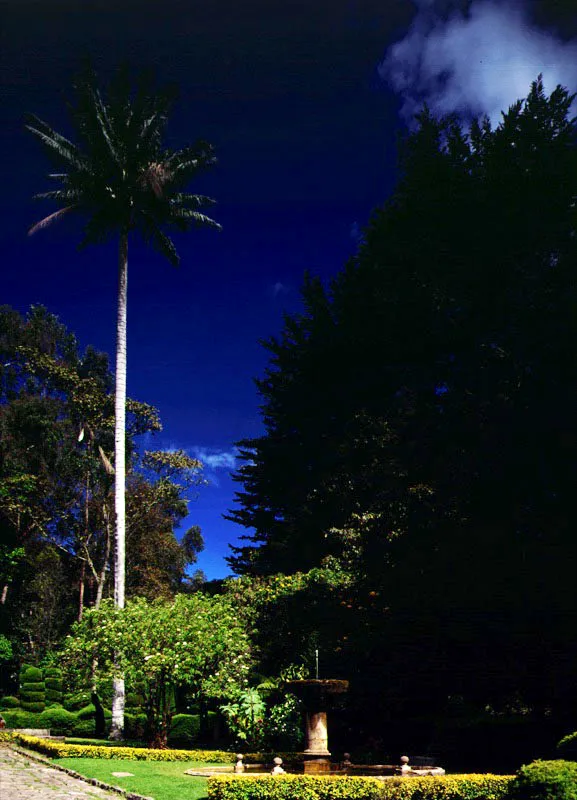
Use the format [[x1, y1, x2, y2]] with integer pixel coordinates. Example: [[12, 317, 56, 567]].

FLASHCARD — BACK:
[[287, 679, 348, 774]]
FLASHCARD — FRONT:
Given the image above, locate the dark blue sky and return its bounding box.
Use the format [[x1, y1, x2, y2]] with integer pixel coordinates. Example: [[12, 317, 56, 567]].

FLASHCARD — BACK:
[[2, 0, 574, 578]]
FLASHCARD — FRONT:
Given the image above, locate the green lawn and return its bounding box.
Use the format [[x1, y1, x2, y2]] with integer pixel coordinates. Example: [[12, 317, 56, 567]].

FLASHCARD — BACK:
[[55, 758, 212, 800]]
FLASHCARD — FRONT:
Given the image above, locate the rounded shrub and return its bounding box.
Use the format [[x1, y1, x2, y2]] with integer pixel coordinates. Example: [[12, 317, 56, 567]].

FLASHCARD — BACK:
[[168, 713, 201, 746], [63, 692, 91, 711], [2, 709, 39, 728], [0, 696, 20, 709], [21, 666, 43, 683], [71, 717, 110, 738], [39, 707, 77, 735], [77, 703, 96, 720], [508, 759, 577, 800]]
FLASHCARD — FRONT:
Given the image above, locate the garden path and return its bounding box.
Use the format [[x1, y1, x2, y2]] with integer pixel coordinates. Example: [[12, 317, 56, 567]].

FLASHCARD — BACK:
[[0, 744, 120, 800]]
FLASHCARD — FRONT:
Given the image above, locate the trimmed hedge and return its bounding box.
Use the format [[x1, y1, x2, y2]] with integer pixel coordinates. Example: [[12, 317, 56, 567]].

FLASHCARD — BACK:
[[15, 734, 236, 762], [507, 760, 577, 800], [168, 713, 201, 745], [21, 682, 45, 693], [207, 774, 513, 800], [20, 701, 45, 713], [0, 695, 20, 709]]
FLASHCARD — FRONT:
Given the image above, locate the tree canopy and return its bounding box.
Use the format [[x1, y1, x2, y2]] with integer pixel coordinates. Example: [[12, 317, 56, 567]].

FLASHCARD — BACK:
[[227, 77, 577, 753]]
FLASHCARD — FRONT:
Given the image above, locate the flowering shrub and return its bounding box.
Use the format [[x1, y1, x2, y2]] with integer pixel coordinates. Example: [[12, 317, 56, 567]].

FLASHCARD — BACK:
[[207, 774, 513, 800]]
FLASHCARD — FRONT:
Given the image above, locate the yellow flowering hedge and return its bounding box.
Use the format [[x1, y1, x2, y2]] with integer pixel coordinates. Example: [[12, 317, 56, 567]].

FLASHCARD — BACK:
[[207, 773, 513, 800], [13, 734, 235, 762]]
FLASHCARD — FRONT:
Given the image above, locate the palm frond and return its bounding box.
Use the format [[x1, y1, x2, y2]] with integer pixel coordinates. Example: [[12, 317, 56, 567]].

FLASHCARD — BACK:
[[33, 189, 82, 202], [171, 193, 217, 208], [171, 208, 222, 230], [25, 114, 85, 169], [28, 206, 76, 236]]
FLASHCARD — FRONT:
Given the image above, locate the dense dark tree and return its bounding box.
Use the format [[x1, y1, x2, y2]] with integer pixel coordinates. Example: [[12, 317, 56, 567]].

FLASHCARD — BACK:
[[227, 78, 577, 755]]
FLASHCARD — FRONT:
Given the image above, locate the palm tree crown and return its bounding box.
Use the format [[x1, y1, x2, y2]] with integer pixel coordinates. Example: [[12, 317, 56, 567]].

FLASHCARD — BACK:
[[26, 67, 221, 261]]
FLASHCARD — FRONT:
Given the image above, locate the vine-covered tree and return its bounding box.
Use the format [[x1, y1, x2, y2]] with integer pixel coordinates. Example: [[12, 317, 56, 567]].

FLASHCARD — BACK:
[[27, 66, 221, 736]]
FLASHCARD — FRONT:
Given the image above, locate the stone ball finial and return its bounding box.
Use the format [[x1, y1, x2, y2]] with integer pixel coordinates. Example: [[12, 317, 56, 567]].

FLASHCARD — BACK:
[[343, 753, 352, 765], [271, 757, 285, 775], [400, 756, 409, 764], [234, 754, 245, 773]]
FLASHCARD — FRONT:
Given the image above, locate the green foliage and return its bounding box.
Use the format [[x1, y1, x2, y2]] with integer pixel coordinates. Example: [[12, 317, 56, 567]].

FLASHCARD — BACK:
[[15, 734, 234, 761], [62, 593, 253, 746], [208, 774, 513, 800], [21, 682, 46, 692], [0, 695, 20, 709], [63, 691, 91, 711], [20, 701, 45, 713], [221, 688, 267, 749], [507, 760, 577, 800], [1, 709, 41, 727], [0, 634, 14, 663], [38, 706, 77, 734], [124, 712, 148, 739], [21, 666, 43, 682], [557, 732, 577, 760], [168, 713, 201, 746]]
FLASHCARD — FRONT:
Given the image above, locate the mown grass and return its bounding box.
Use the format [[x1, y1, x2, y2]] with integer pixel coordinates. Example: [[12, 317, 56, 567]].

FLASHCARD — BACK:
[[55, 757, 212, 800]]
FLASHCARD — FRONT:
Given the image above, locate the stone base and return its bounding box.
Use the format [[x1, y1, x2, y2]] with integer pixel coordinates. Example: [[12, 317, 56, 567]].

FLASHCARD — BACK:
[[303, 757, 332, 774]]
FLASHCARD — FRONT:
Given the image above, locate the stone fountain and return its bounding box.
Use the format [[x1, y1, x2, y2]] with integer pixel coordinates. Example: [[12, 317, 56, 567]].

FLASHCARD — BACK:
[[286, 678, 349, 773]]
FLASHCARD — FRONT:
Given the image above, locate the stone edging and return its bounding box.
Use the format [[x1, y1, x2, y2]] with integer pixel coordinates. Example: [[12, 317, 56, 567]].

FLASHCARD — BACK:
[[7, 743, 154, 800]]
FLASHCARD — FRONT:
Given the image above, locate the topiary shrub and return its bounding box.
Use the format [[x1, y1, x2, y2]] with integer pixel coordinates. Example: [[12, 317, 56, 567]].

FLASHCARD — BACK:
[[507, 760, 577, 800], [21, 666, 43, 683], [38, 706, 77, 735], [0, 696, 20, 709], [20, 666, 45, 712], [44, 667, 63, 706], [558, 732, 577, 761], [168, 713, 201, 746], [77, 703, 97, 720], [21, 682, 45, 693], [63, 691, 91, 711]]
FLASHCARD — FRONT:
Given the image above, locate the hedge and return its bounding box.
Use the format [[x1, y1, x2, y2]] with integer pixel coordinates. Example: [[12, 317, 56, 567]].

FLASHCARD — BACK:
[[207, 774, 513, 800], [0, 696, 20, 709], [14, 735, 236, 762], [507, 760, 577, 800], [21, 682, 45, 693], [20, 701, 45, 713]]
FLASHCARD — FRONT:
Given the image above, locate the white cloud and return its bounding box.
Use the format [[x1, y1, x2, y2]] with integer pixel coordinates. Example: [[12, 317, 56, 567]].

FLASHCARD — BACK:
[[379, 0, 577, 125], [191, 447, 237, 470]]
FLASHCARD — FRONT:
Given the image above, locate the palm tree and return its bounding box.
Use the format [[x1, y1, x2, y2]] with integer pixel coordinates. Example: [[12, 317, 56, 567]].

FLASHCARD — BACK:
[[27, 67, 221, 738]]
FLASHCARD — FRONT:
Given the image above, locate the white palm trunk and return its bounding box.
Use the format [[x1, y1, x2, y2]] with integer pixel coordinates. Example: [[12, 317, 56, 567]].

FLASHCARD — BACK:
[[110, 230, 128, 739]]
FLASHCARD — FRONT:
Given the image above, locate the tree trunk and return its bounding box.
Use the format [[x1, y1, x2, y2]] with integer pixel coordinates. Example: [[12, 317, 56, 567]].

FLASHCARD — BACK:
[[110, 229, 128, 740]]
